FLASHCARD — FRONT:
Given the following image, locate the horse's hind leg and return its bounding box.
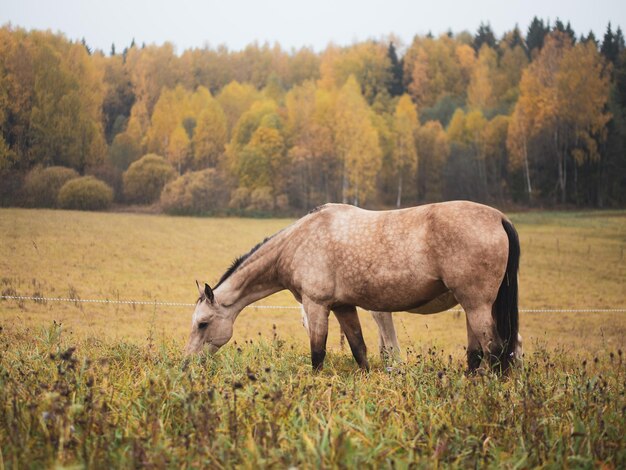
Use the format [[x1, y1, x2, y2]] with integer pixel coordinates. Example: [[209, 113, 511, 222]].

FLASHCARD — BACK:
[[333, 306, 369, 371], [464, 304, 504, 371], [370, 311, 402, 362], [303, 299, 330, 371], [465, 314, 484, 372]]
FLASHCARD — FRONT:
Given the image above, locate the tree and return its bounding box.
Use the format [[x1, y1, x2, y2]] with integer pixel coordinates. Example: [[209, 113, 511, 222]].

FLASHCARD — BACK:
[[284, 81, 338, 208], [510, 33, 611, 203], [416, 121, 449, 201], [507, 101, 534, 200], [101, 53, 135, 142], [28, 36, 106, 171], [237, 125, 287, 205], [334, 76, 382, 205], [553, 19, 576, 44], [482, 115, 510, 201], [404, 34, 469, 108], [387, 42, 404, 97], [473, 23, 497, 52], [319, 41, 392, 103], [526, 17, 549, 55], [216, 81, 260, 135], [392, 95, 419, 206], [191, 100, 227, 169], [467, 44, 497, 111], [167, 125, 190, 173], [601, 23, 625, 64]]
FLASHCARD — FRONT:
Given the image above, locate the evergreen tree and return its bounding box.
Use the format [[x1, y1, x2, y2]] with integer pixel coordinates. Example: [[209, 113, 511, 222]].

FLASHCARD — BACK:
[[616, 27, 625, 51], [565, 22, 577, 43], [526, 16, 549, 55], [553, 19, 576, 44], [473, 22, 497, 52], [601, 23, 619, 63], [386, 42, 404, 97], [81, 37, 92, 55], [509, 25, 526, 50], [581, 31, 598, 48]]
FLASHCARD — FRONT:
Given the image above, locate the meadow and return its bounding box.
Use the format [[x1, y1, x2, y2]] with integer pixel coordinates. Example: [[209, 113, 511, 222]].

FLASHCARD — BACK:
[[0, 207, 625, 467]]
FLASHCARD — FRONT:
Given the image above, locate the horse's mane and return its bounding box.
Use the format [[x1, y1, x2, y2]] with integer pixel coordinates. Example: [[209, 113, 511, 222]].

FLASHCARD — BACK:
[[214, 236, 273, 288]]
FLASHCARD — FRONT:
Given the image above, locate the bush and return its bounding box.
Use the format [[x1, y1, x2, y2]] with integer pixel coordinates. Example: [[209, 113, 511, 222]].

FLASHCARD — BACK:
[[160, 168, 229, 214], [57, 176, 113, 211], [23, 166, 79, 207], [122, 154, 176, 204]]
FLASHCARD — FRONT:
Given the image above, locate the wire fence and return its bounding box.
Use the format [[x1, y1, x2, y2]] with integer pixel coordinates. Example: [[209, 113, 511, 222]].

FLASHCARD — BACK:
[[1, 295, 625, 313]]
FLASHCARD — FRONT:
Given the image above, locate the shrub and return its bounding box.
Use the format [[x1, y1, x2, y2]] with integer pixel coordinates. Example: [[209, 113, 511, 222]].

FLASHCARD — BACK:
[[23, 166, 79, 207], [122, 154, 176, 204], [57, 176, 113, 211], [160, 168, 229, 214]]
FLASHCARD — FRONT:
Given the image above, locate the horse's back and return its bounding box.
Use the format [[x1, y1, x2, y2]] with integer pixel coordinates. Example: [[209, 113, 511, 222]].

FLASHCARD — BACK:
[[283, 201, 509, 311]]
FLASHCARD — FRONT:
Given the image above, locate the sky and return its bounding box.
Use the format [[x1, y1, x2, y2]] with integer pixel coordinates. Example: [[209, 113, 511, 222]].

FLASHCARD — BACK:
[[1, 0, 625, 53]]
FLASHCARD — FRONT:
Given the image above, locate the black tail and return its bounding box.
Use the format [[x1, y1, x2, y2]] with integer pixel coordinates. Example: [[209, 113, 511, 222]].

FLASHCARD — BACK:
[[494, 219, 520, 373]]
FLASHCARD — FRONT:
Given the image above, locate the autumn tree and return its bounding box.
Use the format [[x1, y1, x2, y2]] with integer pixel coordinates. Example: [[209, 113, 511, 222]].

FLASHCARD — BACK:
[[334, 76, 382, 205], [217, 81, 260, 136], [28, 33, 106, 171], [416, 121, 449, 201], [510, 33, 611, 202], [403, 34, 471, 109], [284, 81, 338, 208], [238, 124, 287, 206], [319, 42, 392, 103], [392, 95, 419, 206], [467, 44, 497, 111], [191, 99, 227, 169]]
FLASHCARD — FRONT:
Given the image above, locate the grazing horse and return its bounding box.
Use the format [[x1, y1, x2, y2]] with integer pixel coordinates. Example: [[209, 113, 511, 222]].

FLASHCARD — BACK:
[[186, 201, 521, 373]]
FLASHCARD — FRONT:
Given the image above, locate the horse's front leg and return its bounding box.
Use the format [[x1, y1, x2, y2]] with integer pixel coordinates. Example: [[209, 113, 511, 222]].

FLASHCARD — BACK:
[[303, 299, 330, 371], [333, 306, 369, 371]]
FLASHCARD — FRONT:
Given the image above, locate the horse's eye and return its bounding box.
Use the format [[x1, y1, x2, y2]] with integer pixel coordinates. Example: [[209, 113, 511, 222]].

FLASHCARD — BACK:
[[198, 322, 209, 330]]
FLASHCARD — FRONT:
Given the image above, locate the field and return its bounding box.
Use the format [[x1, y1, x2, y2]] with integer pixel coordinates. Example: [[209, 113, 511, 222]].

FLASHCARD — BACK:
[[1, 208, 625, 467]]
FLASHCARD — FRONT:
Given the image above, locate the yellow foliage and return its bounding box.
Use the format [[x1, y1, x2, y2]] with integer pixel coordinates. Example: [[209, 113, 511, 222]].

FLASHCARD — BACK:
[[335, 76, 382, 205]]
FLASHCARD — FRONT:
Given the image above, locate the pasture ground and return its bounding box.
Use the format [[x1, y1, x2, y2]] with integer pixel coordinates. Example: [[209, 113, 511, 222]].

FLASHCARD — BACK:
[[1, 208, 625, 467]]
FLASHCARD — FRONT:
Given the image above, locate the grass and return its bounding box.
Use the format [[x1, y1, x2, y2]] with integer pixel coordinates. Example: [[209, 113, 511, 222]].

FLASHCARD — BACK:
[[1, 208, 625, 467]]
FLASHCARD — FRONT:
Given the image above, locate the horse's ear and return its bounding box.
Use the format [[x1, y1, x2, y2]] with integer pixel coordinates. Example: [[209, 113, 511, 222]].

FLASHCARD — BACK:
[[195, 280, 203, 297], [204, 283, 214, 303]]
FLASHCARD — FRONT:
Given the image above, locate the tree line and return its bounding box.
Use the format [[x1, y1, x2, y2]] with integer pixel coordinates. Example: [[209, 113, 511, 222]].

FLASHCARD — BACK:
[[1, 18, 625, 213]]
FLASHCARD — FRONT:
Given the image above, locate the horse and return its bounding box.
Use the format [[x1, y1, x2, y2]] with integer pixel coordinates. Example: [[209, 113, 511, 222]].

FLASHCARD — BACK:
[[186, 201, 521, 373]]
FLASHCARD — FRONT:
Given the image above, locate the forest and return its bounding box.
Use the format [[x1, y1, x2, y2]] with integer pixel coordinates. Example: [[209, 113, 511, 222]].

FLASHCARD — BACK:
[[1, 18, 625, 213]]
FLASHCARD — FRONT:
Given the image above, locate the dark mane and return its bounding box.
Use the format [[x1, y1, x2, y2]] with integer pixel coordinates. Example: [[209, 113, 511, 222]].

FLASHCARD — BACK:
[[214, 236, 273, 288]]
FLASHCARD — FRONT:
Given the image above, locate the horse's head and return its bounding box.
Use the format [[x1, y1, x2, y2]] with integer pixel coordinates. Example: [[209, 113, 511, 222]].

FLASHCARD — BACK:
[[185, 281, 233, 355]]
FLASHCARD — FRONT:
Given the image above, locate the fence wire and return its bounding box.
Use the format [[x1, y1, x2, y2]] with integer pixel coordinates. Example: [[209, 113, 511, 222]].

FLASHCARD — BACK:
[[1, 295, 625, 313]]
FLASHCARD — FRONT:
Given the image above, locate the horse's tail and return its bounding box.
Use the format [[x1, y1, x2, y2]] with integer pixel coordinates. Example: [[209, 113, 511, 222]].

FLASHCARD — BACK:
[[494, 218, 520, 373]]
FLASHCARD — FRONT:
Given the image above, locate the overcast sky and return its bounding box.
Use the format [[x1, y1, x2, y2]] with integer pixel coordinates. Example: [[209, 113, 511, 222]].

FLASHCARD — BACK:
[[1, 0, 625, 53]]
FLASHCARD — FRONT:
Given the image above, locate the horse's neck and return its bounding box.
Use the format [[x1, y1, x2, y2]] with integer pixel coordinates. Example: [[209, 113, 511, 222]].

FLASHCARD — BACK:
[[216, 240, 283, 314]]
